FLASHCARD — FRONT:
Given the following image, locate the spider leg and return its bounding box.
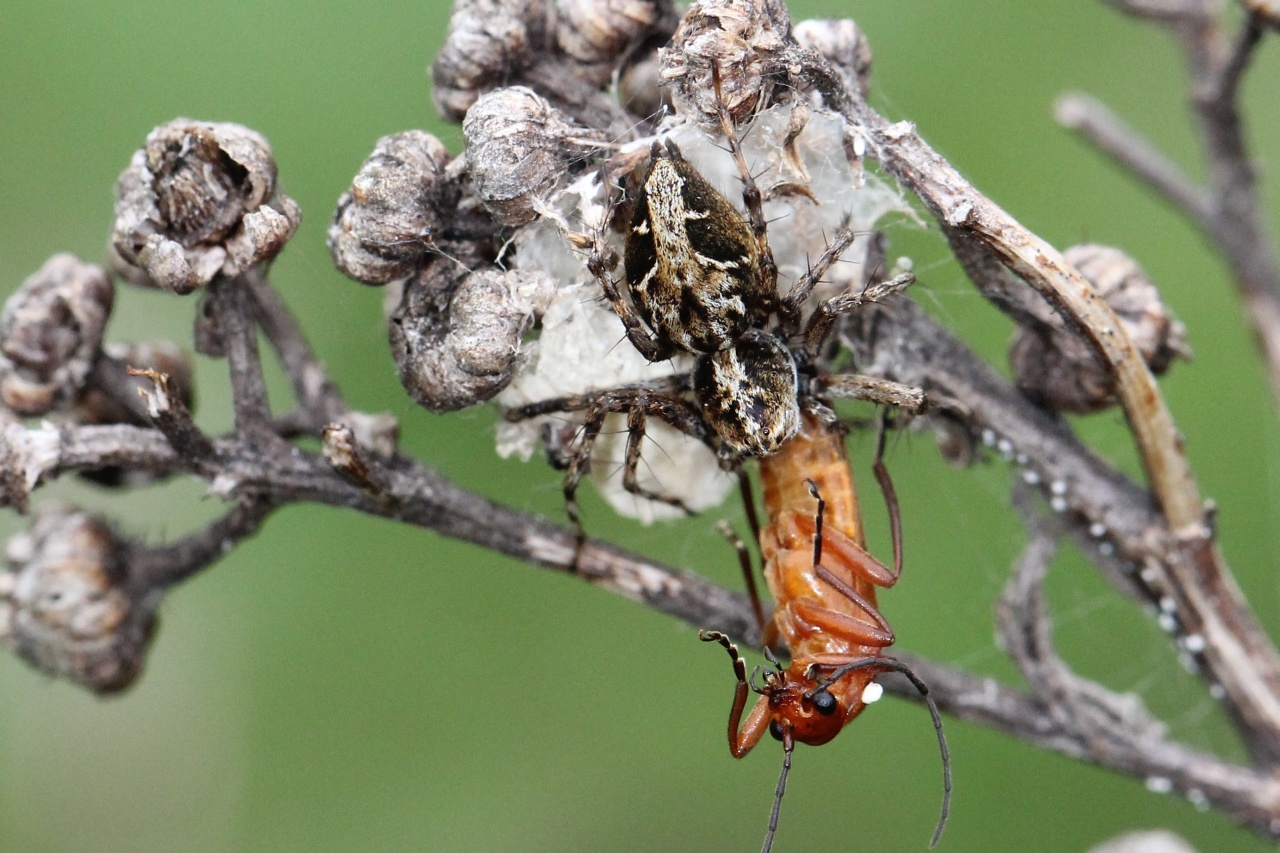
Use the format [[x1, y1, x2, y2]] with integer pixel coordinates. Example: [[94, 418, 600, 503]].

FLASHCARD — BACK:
[[557, 155, 674, 364], [562, 404, 609, 564], [803, 270, 915, 356], [711, 65, 778, 314], [507, 381, 716, 543], [618, 403, 696, 514], [780, 228, 858, 335], [808, 373, 926, 414], [591, 248, 674, 363], [504, 377, 684, 421]]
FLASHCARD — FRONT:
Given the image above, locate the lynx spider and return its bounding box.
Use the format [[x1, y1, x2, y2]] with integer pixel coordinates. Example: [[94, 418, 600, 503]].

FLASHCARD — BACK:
[[508, 71, 924, 537]]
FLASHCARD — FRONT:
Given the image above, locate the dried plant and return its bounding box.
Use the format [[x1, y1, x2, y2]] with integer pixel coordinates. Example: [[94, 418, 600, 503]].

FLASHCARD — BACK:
[[3, 0, 1280, 848]]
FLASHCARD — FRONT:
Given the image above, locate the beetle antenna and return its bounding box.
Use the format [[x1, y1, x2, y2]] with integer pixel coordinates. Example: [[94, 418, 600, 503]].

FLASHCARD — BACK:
[[760, 725, 795, 853], [812, 657, 951, 847]]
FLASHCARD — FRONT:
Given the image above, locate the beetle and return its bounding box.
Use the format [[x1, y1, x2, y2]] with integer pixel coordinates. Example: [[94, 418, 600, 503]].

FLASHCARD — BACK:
[[701, 410, 950, 852]]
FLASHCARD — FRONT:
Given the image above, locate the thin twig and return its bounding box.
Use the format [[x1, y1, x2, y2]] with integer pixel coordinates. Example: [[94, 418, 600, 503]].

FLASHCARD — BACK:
[[0, 421, 180, 509], [127, 496, 278, 589], [211, 275, 279, 447], [1055, 93, 1213, 223], [1061, 6, 1280, 405], [245, 269, 350, 429]]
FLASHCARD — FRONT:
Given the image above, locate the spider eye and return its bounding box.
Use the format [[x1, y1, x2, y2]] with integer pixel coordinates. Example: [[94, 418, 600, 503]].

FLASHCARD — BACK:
[[812, 690, 838, 716], [769, 720, 784, 741]]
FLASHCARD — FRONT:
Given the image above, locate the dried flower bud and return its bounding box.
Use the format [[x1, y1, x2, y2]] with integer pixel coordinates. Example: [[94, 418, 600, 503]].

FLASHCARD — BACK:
[[329, 131, 454, 285], [793, 19, 873, 97], [618, 51, 667, 119], [1011, 244, 1191, 414], [555, 0, 662, 85], [432, 0, 550, 122], [463, 87, 607, 226], [660, 0, 791, 125], [390, 260, 553, 412], [110, 120, 301, 294], [1, 505, 156, 694], [0, 254, 114, 416]]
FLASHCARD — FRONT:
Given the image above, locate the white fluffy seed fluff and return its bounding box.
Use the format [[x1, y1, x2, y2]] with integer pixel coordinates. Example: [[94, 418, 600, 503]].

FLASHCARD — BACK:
[[497, 105, 914, 522]]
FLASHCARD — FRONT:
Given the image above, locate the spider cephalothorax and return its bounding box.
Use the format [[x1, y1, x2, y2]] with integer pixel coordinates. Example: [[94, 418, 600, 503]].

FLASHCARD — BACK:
[[693, 328, 799, 459]]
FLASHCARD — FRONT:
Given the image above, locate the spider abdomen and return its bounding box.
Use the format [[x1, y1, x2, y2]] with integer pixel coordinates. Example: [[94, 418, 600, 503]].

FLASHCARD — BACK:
[[624, 142, 772, 356]]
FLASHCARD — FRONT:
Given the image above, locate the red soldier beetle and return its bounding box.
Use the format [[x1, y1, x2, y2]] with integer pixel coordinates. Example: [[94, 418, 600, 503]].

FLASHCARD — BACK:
[[702, 410, 951, 851]]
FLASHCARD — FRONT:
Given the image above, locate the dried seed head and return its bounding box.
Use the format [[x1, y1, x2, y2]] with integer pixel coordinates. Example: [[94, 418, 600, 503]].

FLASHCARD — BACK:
[[660, 0, 791, 126], [1, 504, 156, 694], [555, 0, 663, 85], [432, 0, 549, 122], [0, 254, 114, 416], [1070, 245, 1190, 373], [1010, 244, 1191, 414], [109, 120, 300, 294], [618, 51, 667, 119], [792, 19, 873, 97], [390, 260, 554, 412], [329, 131, 454, 285], [1010, 327, 1112, 415], [463, 87, 607, 226]]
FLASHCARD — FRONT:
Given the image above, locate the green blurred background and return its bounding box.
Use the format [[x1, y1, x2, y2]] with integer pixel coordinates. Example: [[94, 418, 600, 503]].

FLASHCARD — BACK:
[[2, 1, 1278, 851]]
